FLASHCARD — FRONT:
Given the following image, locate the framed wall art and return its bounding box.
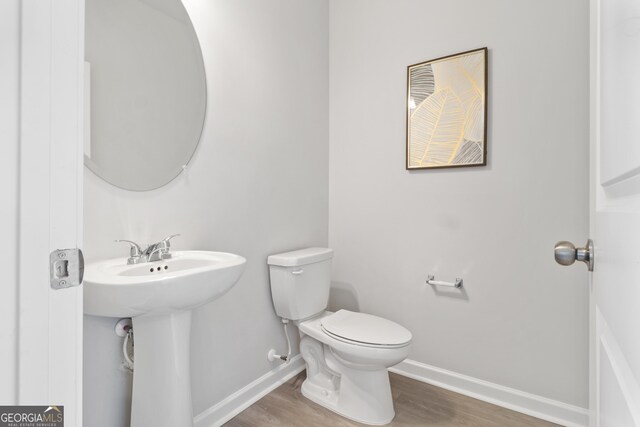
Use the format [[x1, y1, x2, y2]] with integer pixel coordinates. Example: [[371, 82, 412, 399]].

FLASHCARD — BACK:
[[406, 47, 487, 170]]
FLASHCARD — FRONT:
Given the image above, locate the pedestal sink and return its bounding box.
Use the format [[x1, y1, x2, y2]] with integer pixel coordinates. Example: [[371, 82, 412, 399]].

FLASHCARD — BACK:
[[84, 251, 246, 426]]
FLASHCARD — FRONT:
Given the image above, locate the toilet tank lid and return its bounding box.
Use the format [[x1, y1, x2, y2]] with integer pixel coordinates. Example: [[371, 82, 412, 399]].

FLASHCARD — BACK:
[[267, 247, 333, 267]]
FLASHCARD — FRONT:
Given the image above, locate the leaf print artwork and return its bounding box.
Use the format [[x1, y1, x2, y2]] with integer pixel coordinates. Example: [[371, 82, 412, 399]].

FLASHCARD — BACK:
[[407, 48, 487, 169]]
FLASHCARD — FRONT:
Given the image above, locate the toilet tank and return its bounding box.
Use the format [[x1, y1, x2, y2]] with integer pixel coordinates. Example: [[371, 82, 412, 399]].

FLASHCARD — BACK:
[[267, 247, 333, 321]]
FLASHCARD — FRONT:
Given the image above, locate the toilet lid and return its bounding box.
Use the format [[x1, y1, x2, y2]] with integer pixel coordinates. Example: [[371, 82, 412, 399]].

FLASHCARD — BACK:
[[321, 310, 412, 347]]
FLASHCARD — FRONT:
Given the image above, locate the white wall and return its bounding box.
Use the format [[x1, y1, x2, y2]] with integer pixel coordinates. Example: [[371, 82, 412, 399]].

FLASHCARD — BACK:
[[82, 0, 329, 424], [328, 0, 590, 409], [0, 0, 20, 405]]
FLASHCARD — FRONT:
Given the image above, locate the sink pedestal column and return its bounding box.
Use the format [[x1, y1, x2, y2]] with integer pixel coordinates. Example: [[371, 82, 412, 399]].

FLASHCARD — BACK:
[[131, 310, 193, 426]]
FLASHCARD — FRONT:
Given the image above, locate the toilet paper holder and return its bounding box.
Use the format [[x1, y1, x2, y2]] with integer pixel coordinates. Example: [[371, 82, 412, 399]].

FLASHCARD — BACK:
[[426, 275, 463, 288]]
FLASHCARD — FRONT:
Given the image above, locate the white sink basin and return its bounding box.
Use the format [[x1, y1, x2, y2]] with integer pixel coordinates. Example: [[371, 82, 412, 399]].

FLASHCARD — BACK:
[[83, 250, 246, 427], [84, 250, 246, 317]]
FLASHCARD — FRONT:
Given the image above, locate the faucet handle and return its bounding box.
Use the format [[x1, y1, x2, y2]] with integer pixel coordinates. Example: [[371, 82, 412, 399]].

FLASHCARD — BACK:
[[154, 234, 180, 261], [115, 240, 143, 259], [161, 234, 181, 248]]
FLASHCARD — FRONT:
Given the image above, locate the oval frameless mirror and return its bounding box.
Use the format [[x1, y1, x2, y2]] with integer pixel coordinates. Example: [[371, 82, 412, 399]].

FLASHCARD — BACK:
[[85, 0, 206, 191]]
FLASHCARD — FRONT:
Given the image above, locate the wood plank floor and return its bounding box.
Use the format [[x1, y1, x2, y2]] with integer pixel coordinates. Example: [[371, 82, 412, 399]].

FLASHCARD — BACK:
[[224, 372, 559, 426]]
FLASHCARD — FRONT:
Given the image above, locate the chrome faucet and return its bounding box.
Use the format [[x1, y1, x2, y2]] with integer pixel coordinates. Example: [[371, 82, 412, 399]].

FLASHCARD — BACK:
[[116, 234, 180, 265], [144, 234, 180, 262]]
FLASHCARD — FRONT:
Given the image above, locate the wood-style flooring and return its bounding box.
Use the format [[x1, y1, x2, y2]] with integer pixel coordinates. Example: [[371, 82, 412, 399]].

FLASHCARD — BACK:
[[224, 372, 559, 427]]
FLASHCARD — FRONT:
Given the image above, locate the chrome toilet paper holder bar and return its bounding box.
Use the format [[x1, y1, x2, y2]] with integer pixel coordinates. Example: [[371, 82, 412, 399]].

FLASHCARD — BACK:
[[426, 275, 463, 288]]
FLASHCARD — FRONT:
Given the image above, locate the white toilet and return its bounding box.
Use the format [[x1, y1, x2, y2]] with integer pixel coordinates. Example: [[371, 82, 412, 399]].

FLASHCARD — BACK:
[[268, 247, 412, 425]]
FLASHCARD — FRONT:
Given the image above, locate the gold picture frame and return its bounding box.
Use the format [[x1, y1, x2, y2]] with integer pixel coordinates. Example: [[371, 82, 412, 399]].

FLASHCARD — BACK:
[[406, 48, 488, 170]]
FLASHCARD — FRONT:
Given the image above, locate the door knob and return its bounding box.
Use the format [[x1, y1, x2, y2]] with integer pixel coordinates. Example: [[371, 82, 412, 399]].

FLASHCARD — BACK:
[[554, 239, 594, 272]]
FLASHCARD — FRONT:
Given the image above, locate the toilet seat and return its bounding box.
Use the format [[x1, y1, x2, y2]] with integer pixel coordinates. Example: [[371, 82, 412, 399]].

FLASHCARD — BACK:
[[320, 310, 412, 349]]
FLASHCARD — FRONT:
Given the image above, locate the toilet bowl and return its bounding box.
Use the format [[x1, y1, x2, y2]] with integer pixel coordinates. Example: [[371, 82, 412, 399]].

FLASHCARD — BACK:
[[267, 248, 412, 425], [296, 311, 411, 425]]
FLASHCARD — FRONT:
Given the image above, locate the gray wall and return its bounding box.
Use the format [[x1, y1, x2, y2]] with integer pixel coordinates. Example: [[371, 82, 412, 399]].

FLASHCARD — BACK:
[[82, 0, 329, 424], [328, 0, 590, 407]]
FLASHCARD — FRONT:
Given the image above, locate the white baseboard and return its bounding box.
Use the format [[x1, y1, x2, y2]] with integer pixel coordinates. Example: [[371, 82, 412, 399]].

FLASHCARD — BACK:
[[389, 359, 590, 427], [194, 355, 306, 427], [193, 355, 589, 427]]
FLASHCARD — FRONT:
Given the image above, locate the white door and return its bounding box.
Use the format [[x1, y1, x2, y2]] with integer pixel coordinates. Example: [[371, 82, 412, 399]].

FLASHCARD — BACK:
[[590, 0, 640, 425], [9, 0, 84, 425]]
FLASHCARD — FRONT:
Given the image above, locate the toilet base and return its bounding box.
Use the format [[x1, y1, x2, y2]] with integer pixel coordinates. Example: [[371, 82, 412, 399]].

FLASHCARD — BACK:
[[299, 335, 395, 425], [301, 370, 395, 425]]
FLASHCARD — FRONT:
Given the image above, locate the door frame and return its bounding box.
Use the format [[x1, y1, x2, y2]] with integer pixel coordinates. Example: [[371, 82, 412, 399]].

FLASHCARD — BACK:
[[0, 0, 21, 405], [17, 0, 84, 425], [589, 0, 597, 424]]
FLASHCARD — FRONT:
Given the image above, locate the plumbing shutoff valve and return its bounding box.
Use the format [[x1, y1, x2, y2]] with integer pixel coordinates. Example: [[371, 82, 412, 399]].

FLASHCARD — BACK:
[[268, 349, 288, 363], [115, 318, 133, 337]]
